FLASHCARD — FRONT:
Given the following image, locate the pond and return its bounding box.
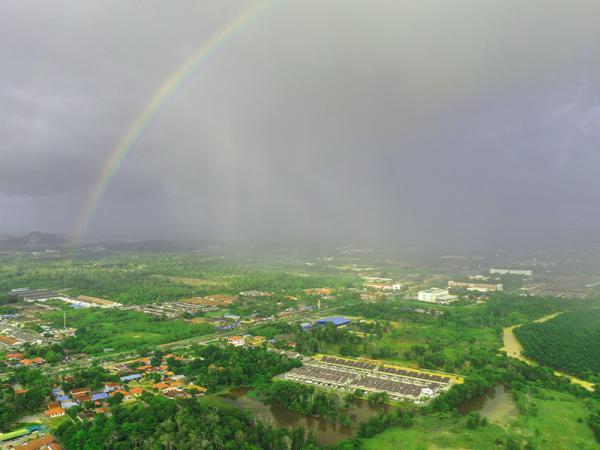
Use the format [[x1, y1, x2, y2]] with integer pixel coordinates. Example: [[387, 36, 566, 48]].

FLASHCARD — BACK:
[[216, 388, 389, 446], [459, 384, 518, 423]]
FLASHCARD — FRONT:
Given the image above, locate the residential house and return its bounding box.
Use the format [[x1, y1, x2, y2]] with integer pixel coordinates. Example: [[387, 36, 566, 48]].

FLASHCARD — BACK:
[[227, 336, 244, 347], [44, 407, 65, 418]]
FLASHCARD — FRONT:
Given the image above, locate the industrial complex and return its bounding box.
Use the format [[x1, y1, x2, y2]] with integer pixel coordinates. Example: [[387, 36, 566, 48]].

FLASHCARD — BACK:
[[281, 355, 461, 404]]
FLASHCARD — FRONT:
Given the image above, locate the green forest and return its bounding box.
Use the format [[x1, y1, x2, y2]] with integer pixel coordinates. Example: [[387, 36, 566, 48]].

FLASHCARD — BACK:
[[515, 310, 600, 378], [56, 394, 318, 449], [169, 345, 301, 389]]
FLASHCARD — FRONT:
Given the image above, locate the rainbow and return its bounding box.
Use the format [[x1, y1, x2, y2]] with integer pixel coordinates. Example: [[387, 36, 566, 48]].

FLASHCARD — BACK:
[[70, 0, 274, 249]]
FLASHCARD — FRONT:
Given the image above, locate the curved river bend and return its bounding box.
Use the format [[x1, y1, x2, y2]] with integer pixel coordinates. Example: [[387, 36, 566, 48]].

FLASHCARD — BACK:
[[217, 388, 389, 446]]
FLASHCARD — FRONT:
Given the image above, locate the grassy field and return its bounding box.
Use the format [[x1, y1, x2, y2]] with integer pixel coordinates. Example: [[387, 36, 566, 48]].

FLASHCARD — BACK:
[[152, 275, 231, 288], [376, 321, 499, 368], [361, 414, 508, 450], [360, 389, 598, 450], [511, 390, 597, 449], [45, 309, 215, 354]]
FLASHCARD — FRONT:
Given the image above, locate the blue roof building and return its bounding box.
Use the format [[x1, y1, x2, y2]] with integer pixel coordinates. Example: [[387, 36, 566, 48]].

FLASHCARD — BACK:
[[315, 317, 351, 327], [51, 388, 65, 398], [91, 392, 109, 401], [55, 395, 69, 402], [61, 401, 78, 409], [300, 322, 313, 331], [120, 373, 142, 382]]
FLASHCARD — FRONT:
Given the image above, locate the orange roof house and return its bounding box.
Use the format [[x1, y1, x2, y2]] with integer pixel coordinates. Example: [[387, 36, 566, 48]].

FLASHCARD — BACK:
[[110, 389, 130, 398], [130, 387, 144, 396], [15, 434, 63, 450], [45, 407, 65, 417], [71, 387, 91, 396]]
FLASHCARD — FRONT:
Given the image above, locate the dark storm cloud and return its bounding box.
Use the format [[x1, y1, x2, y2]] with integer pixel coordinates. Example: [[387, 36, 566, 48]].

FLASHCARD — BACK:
[[1, 0, 600, 249]]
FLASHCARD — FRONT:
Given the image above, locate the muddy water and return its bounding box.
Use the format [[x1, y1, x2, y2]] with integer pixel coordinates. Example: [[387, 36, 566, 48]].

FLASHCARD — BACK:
[[502, 313, 594, 391], [459, 385, 518, 423], [217, 388, 388, 446]]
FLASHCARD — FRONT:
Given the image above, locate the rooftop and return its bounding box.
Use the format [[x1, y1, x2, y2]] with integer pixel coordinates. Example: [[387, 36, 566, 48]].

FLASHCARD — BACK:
[[316, 317, 351, 326]]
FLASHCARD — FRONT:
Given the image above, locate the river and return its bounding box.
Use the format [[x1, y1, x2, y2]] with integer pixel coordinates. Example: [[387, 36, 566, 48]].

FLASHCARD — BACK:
[[459, 384, 517, 423], [216, 388, 389, 445], [501, 313, 594, 391]]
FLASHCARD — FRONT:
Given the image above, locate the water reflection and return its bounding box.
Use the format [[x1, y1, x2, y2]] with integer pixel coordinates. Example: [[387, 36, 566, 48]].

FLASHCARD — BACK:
[[217, 388, 389, 445], [459, 385, 518, 423]]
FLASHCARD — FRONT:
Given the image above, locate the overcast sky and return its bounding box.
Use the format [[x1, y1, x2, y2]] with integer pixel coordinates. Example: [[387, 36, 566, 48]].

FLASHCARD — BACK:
[[1, 0, 600, 249]]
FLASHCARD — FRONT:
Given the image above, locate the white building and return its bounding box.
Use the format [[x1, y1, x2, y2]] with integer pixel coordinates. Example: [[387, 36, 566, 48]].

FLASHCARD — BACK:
[[490, 268, 532, 277], [417, 288, 458, 305], [448, 281, 503, 293], [227, 336, 245, 347]]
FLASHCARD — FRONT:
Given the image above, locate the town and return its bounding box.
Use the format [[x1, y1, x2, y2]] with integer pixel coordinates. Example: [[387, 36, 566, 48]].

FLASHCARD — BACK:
[[0, 246, 599, 449]]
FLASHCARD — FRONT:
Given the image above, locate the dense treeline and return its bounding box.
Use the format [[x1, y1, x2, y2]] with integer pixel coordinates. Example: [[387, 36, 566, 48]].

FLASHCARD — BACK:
[[341, 294, 591, 329], [515, 310, 600, 378], [357, 408, 414, 438], [168, 345, 301, 389], [56, 394, 318, 449], [258, 381, 355, 425], [249, 321, 396, 360], [589, 409, 600, 443], [294, 324, 364, 356], [0, 368, 52, 431]]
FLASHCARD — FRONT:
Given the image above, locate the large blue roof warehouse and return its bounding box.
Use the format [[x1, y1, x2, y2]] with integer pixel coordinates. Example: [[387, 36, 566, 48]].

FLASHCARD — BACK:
[[316, 317, 351, 326]]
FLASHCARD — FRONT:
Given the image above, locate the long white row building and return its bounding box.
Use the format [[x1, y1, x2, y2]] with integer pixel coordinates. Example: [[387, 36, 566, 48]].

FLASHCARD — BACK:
[[282, 356, 460, 404]]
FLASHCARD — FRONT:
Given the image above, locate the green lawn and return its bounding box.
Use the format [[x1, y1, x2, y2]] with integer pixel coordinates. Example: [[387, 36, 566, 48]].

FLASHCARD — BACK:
[[377, 321, 499, 368], [511, 390, 597, 450], [361, 414, 507, 450], [360, 390, 599, 450], [44, 309, 215, 355]]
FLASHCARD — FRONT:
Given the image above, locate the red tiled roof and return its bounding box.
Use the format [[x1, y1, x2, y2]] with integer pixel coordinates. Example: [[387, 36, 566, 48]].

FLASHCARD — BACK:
[[14, 434, 63, 450]]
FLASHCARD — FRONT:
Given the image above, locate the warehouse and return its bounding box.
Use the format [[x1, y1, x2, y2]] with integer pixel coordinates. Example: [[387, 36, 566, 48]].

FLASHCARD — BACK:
[[315, 317, 351, 327]]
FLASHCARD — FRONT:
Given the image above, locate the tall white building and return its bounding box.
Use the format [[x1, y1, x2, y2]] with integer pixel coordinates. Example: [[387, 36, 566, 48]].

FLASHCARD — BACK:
[[417, 288, 458, 305]]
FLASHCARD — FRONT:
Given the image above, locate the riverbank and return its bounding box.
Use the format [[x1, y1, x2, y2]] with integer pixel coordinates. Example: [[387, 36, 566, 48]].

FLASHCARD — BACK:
[[210, 387, 390, 445], [501, 313, 594, 391]]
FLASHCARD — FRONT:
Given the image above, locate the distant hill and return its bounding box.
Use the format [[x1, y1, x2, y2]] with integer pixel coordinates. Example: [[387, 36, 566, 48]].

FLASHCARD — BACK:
[[0, 231, 66, 248]]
